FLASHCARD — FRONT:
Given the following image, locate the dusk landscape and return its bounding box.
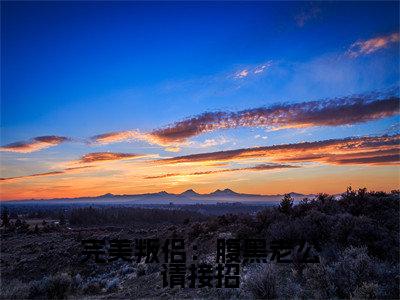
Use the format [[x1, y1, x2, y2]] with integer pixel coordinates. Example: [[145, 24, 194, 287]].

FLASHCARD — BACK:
[[1, 1, 399, 299]]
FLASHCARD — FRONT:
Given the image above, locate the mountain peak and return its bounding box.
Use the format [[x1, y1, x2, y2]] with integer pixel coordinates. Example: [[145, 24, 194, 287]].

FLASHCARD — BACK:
[[210, 188, 239, 196], [181, 189, 199, 196], [155, 191, 170, 196], [99, 193, 114, 198]]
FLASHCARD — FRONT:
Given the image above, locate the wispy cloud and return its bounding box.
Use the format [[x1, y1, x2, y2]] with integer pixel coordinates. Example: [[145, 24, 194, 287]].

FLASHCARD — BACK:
[[90, 130, 149, 145], [158, 134, 400, 166], [0, 166, 94, 182], [347, 32, 400, 58], [164, 146, 181, 152], [78, 152, 148, 164], [253, 64, 269, 74], [255, 134, 268, 140], [90, 130, 189, 152], [235, 69, 249, 78], [144, 163, 297, 179], [234, 61, 273, 79], [195, 137, 230, 148], [0, 136, 70, 153], [1, 151, 152, 182]]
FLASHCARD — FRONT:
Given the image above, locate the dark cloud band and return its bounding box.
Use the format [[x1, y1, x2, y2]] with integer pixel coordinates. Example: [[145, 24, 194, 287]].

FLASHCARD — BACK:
[[150, 94, 399, 143], [158, 134, 400, 166], [78, 152, 146, 164], [144, 163, 298, 179], [0, 136, 70, 153]]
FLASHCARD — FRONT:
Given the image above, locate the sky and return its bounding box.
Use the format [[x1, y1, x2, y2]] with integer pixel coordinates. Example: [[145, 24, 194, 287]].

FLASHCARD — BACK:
[[1, 1, 399, 200]]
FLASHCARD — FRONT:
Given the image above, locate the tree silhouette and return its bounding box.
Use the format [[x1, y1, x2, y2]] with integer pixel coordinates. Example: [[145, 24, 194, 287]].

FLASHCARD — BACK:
[[279, 194, 294, 214]]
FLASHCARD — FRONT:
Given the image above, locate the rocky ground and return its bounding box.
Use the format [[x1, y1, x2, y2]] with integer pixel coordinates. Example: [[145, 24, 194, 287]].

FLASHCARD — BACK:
[[0, 220, 248, 299]]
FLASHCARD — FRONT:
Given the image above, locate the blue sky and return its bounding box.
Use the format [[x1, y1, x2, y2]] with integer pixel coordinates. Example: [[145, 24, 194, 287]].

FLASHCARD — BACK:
[[1, 1, 399, 199]]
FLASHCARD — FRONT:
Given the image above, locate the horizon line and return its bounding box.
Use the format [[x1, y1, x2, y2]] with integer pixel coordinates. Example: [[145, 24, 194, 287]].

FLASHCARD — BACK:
[[1, 186, 397, 202]]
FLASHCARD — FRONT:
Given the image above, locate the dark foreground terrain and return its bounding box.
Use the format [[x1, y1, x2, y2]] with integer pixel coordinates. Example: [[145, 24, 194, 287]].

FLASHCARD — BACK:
[[1, 188, 399, 299]]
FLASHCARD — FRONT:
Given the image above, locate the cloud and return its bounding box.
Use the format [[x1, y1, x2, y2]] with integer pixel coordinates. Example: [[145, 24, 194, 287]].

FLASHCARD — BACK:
[[0, 171, 64, 181], [328, 154, 399, 165], [234, 61, 273, 79], [0, 136, 70, 153], [196, 137, 230, 148], [91, 130, 146, 144], [164, 146, 181, 152], [78, 152, 148, 164], [255, 134, 268, 140], [144, 163, 297, 179], [10, 92, 397, 154], [281, 148, 400, 166], [64, 166, 96, 171], [1, 151, 151, 182], [0, 166, 94, 182], [253, 65, 267, 74], [90, 130, 185, 152], [158, 134, 400, 166], [91, 130, 158, 145], [347, 32, 400, 58], [148, 93, 399, 144], [235, 69, 249, 78]]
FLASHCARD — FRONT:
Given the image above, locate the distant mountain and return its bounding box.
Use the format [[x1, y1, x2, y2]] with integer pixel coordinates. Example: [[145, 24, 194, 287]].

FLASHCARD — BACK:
[[209, 188, 240, 196], [180, 189, 200, 197], [153, 191, 171, 196], [98, 193, 115, 198], [3, 188, 315, 205]]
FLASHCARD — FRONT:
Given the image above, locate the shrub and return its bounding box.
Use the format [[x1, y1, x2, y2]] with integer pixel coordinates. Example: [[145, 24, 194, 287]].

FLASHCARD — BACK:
[[121, 264, 135, 275], [0, 280, 30, 299], [105, 278, 119, 292], [303, 246, 399, 299], [29, 273, 72, 299], [72, 274, 83, 292], [245, 263, 278, 299], [303, 263, 336, 299], [82, 278, 104, 294], [331, 246, 378, 298], [137, 263, 147, 276], [353, 282, 384, 299]]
